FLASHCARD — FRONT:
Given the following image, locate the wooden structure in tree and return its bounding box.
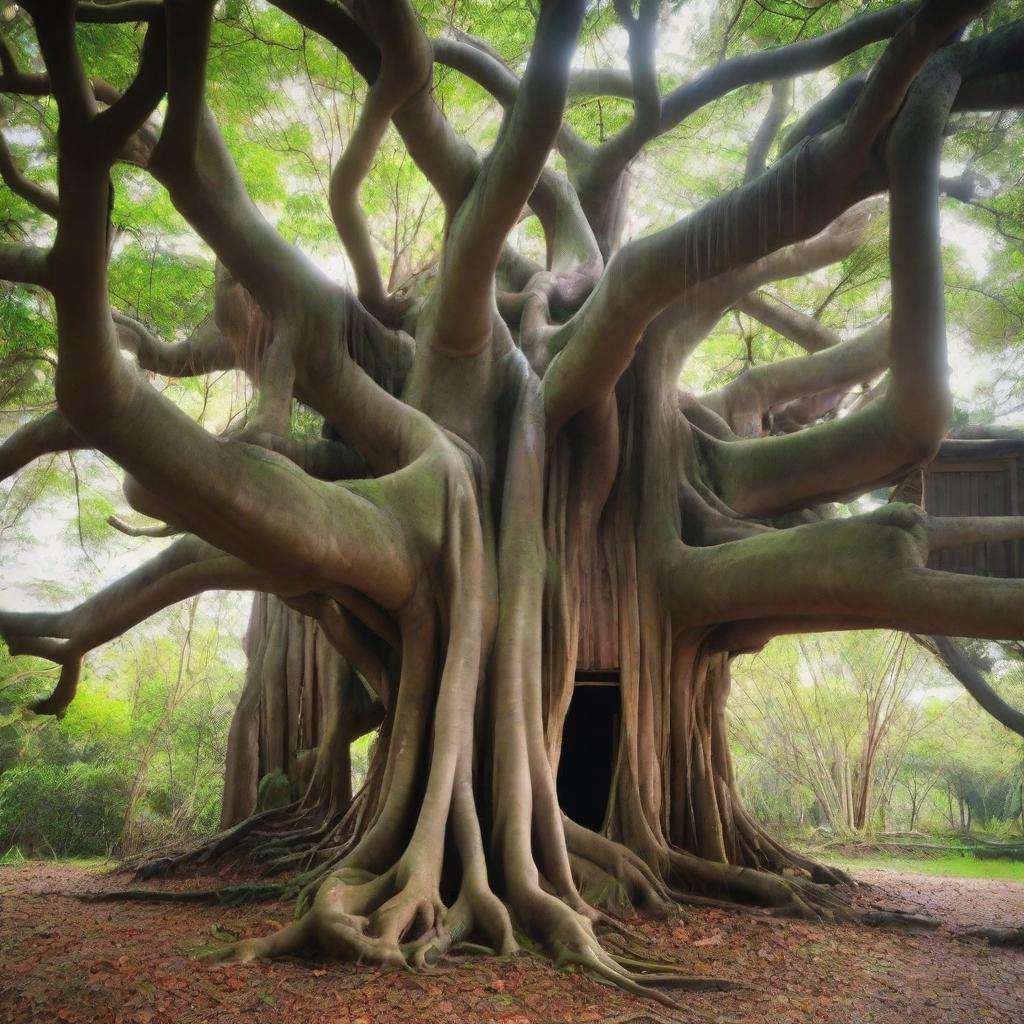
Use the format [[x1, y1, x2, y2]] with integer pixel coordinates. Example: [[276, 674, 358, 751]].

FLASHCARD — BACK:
[[894, 439, 1024, 578]]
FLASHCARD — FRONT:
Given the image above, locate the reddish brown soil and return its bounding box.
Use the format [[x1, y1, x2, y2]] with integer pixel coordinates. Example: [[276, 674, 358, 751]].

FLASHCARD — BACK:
[[1, 862, 1021, 1023]]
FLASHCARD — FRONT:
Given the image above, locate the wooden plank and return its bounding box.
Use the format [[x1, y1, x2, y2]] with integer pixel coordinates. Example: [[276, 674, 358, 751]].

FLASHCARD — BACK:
[[923, 464, 1017, 577], [1012, 459, 1022, 577], [937, 439, 1024, 460]]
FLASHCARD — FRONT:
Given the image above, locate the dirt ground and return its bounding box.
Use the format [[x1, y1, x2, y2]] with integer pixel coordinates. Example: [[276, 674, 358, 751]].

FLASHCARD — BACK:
[[1, 862, 1021, 1024]]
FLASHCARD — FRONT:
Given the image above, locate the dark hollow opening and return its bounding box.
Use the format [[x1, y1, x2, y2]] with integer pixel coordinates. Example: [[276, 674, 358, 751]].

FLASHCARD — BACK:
[[557, 676, 620, 832]]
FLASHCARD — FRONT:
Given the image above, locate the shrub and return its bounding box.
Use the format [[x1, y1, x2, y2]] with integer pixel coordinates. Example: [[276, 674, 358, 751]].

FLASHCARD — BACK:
[[0, 762, 128, 857]]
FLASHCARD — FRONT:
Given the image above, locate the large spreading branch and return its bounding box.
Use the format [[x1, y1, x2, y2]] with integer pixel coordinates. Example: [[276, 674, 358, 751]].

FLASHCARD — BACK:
[[544, 0, 1018, 441], [573, 2, 917, 244], [18, 0, 423, 609], [703, 22, 1024, 516], [921, 634, 1024, 738], [0, 535, 305, 716], [431, 36, 603, 293], [702, 320, 889, 437], [327, 0, 431, 323], [430, 0, 586, 355], [665, 504, 1024, 642], [555, 6, 1019, 490]]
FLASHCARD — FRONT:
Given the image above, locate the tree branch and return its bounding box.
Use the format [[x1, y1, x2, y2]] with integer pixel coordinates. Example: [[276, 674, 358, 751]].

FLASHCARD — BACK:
[[0, 242, 50, 286], [542, 156, 881, 437], [921, 635, 1024, 738], [146, 2, 323, 320], [27, 1, 422, 606], [327, 0, 431, 323], [430, 0, 586, 355], [837, 0, 991, 161], [927, 515, 1024, 551], [0, 534, 304, 716], [0, 131, 59, 217], [431, 35, 590, 167], [664, 503, 1024, 643], [271, 0, 478, 213], [744, 78, 792, 184], [613, 0, 662, 155], [432, 38, 602, 301], [578, 2, 917, 222], [0, 409, 82, 481], [0, 31, 120, 104], [733, 291, 839, 354], [113, 312, 238, 377], [703, 319, 889, 437], [671, 23, 1024, 511]]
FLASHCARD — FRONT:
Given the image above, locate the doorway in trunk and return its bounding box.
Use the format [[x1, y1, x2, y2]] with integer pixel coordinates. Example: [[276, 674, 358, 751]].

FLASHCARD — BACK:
[[556, 671, 621, 831]]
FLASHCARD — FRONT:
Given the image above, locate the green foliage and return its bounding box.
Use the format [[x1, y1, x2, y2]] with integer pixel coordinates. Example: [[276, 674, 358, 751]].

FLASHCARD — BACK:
[[813, 850, 1024, 884], [0, 596, 244, 858], [256, 769, 292, 812], [0, 762, 127, 857], [732, 631, 1024, 837]]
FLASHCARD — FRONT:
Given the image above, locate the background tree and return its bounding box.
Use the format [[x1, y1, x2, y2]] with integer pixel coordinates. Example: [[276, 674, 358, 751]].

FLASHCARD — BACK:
[[729, 630, 1024, 837], [730, 631, 935, 834], [0, 594, 241, 858], [1, 0, 1024, 1001]]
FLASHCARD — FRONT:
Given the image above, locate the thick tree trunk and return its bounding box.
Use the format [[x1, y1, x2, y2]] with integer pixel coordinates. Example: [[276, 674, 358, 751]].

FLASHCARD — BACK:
[[221, 594, 384, 828]]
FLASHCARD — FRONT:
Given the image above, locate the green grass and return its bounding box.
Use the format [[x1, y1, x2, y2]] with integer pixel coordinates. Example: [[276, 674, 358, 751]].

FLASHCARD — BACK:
[[808, 848, 1024, 883], [0, 848, 112, 870]]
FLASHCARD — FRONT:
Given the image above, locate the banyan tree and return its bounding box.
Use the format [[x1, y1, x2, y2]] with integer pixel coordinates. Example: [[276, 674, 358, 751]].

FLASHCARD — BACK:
[[3, 0, 1024, 1001]]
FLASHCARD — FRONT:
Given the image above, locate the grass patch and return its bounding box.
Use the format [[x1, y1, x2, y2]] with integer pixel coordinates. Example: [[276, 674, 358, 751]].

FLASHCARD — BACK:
[[0, 850, 113, 870], [807, 847, 1024, 883]]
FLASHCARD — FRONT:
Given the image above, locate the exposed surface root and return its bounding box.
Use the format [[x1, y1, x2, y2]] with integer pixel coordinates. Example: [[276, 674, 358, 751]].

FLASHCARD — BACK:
[[861, 907, 941, 930], [74, 884, 287, 906], [133, 806, 303, 880], [960, 925, 1024, 947]]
